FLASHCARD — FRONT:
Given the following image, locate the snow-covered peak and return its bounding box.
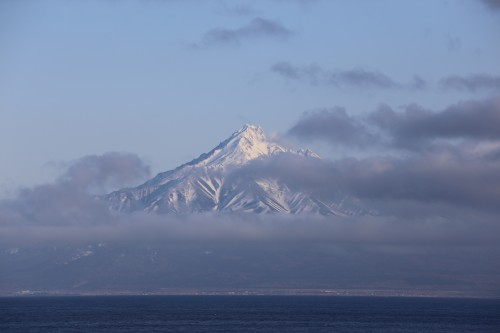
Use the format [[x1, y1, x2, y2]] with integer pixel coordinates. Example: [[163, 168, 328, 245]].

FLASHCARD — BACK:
[[105, 124, 361, 216], [235, 124, 265, 139], [189, 124, 288, 168]]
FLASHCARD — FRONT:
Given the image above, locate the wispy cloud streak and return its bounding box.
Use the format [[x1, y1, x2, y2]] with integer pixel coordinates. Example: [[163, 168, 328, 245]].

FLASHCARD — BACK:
[[271, 61, 425, 90], [196, 18, 293, 47], [440, 74, 500, 92]]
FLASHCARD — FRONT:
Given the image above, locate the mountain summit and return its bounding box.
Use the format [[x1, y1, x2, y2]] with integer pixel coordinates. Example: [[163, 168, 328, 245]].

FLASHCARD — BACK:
[[177, 124, 290, 168], [104, 124, 354, 215]]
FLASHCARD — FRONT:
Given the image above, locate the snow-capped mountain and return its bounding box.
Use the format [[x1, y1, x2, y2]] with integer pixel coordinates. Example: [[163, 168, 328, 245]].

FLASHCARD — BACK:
[[104, 124, 359, 215]]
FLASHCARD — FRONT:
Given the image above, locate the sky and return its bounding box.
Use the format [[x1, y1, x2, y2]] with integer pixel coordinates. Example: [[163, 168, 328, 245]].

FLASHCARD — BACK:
[[1, 0, 500, 194], [1, 0, 500, 294]]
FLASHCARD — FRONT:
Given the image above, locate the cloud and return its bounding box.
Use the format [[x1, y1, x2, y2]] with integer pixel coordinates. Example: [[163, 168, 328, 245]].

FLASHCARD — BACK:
[[332, 68, 398, 89], [409, 75, 427, 90], [440, 74, 500, 92], [3, 209, 498, 294], [232, 146, 500, 216], [196, 17, 293, 47], [2, 160, 499, 249], [271, 62, 425, 90], [289, 97, 500, 150], [284, 97, 500, 216], [271, 61, 305, 80], [369, 98, 500, 147], [481, 0, 500, 10], [0, 152, 149, 226], [2, 142, 499, 245], [2, 210, 499, 249], [61, 152, 150, 192], [287, 107, 376, 147], [272, 63, 500, 93]]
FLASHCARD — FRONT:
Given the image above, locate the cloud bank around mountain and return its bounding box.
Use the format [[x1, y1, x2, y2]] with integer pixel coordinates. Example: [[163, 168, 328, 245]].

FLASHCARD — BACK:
[[1, 97, 499, 247], [1, 97, 499, 293], [284, 97, 500, 215]]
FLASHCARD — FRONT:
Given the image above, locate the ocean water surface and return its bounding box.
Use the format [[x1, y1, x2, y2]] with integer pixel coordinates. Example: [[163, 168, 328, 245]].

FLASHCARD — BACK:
[[1, 295, 499, 332]]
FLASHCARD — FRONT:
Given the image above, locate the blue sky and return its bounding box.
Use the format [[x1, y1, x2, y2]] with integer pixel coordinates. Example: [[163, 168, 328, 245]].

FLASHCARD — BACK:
[[1, 0, 499, 195]]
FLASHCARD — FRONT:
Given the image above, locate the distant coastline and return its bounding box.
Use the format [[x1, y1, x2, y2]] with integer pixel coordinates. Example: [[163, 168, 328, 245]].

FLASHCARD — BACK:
[[2, 288, 498, 299]]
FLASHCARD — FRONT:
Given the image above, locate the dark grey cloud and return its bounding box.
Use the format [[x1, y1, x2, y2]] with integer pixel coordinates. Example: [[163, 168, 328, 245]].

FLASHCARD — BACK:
[[271, 62, 425, 90], [287, 107, 376, 147], [271, 61, 304, 80], [61, 152, 150, 192], [232, 146, 500, 216], [0, 152, 149, 226], [197, 17, 293, 47], [283, 97, 500, 220], [481, 0, 500, 10], [440, 74, 500, 92], [289, 97, 500, 150], [369, 98, 500, 147], [273, 63, 500, 93], [4, 215, 498, 295], [284, 97, 500, 217], [333, 68, 398, 89], [2, 146, 499, 246], [409, 75, 427, 90], [2, 156, 499, 264]]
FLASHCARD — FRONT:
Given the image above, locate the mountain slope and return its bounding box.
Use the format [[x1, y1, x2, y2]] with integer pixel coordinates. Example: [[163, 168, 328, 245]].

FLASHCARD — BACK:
[[104, 124, 356, 215]]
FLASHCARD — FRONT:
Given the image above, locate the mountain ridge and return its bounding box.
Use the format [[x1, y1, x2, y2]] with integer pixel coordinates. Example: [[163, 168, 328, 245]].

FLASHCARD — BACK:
[[104, 124, 357, 215]]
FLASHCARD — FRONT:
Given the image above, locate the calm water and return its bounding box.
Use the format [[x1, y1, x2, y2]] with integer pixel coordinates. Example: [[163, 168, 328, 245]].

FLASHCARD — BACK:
[[1, 295, 499, 332]]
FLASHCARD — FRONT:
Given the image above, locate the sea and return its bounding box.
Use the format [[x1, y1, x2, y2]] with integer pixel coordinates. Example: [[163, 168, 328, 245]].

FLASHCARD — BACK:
[[1, 295, 499, 332]]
